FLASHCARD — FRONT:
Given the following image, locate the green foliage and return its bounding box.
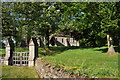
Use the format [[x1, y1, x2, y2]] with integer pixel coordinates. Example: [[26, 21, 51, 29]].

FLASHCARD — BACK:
[[0, 47, 29, 57], [2, 2, 120, 47], [14, 47, 29, 52], [59, 2, 119, 47], [2, 3, 18, 39], [0, 49, 5, 55]]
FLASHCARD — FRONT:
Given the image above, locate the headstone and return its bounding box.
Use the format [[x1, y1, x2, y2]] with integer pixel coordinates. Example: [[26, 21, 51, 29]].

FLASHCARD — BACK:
[[28, 39, 35, 67], [108, 45, 116, 55], [4, 42, 10, 65]]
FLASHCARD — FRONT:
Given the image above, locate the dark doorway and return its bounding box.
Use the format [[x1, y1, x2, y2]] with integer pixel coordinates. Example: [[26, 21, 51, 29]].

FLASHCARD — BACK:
[[50, 36, 55, 46]]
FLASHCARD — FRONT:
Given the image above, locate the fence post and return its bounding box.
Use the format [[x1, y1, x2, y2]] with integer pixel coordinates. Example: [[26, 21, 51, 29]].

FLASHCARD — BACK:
[[4, 42, 10, 65], [28, 39, 35, 67]]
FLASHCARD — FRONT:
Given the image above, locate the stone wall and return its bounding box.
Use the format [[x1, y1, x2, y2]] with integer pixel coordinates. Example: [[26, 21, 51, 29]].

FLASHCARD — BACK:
[[35, 58, 88, 78]]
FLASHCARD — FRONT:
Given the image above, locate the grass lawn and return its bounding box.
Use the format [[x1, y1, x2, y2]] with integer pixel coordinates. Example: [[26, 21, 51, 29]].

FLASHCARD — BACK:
[[0, 48, 29, 57], [1, 46, 119, 78], [41, 46, 119, 78], [2, 65, 38, 78]]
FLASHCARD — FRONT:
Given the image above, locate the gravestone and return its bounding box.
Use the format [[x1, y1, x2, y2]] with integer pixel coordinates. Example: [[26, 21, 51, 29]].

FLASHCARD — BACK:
[[108, 45, 115, 55]]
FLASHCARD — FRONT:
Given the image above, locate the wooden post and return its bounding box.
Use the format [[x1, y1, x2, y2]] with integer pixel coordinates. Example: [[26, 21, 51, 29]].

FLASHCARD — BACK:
[[28, 39, 35, 67], [4, 42, 10, 65]]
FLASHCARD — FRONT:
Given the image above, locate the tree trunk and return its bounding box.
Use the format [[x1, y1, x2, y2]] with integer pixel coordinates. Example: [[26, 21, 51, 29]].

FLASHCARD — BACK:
[[119, 40, 120, 46], [32, 37, 38, 58], [27, 34, 31, 46], [45, 29, 50, 48], [8, 37, 14, 51], [20, 39, 26, 48], [92, 38, 96, 47], [107, 34, 116, 55], [8, 37, 14, 65]]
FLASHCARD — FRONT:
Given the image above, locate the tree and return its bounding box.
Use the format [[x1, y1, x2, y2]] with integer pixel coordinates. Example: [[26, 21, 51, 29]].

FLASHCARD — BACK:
[[6, 2, 61, 48], [98, 2, 119, 55], [2, 2, 119, 53], [2, 2, 18, 47], [59, 2, 119, 53]]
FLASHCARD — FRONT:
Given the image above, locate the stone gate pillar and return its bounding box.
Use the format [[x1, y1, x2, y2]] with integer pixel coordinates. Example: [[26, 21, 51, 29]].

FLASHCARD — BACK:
[[4, 42, 10, 65], [28, 39, 35, 67]]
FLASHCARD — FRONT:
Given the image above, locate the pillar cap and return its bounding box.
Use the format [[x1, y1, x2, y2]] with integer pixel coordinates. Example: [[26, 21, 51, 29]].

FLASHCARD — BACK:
[[29, 39, 35, 46], [6, 42, 10, 47]]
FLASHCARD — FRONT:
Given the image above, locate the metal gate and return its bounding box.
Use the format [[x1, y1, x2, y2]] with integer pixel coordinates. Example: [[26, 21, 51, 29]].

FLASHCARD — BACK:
[[12, 52, 29, 66]]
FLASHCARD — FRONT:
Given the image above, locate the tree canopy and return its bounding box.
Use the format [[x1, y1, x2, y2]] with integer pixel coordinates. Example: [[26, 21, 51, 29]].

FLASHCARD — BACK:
[[2, 2, 120, 50]]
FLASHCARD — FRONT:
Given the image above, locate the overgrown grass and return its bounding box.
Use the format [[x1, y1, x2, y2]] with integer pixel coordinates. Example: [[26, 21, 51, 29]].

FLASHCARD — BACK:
[[2, 65, 38, 78], [42, 46, 119, 78]]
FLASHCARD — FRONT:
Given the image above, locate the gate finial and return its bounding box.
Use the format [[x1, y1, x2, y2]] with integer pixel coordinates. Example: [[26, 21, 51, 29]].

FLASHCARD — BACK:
[[29, 39, 34, 46], [6, 41, 10, 47]]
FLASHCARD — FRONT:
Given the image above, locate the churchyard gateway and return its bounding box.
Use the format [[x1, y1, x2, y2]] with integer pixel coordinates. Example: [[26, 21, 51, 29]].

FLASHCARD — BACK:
[[4, 39, 36, 67]]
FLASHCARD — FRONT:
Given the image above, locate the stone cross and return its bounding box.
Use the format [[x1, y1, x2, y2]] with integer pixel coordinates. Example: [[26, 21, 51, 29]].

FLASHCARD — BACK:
[[28, 39, 35, 67], [4, 42, 10, 65]]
